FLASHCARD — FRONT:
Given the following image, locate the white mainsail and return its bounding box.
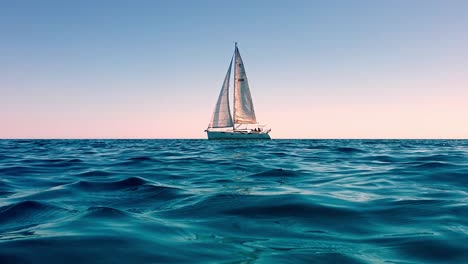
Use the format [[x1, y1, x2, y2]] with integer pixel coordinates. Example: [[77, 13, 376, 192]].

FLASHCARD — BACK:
[[233, 46, 257, 124], [208, 58, 234, 128]]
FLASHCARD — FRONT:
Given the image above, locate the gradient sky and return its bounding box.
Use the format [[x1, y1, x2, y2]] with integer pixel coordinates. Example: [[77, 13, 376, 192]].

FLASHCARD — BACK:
[[1, 0, 467, 139]]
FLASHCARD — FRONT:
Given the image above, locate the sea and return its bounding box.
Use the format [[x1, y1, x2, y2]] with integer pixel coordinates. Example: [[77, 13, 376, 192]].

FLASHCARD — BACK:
[[0, 139, 467, 264]]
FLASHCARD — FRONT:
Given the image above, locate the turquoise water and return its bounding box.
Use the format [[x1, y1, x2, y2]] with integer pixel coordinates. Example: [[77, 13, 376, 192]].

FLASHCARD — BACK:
[[0, 139, 467, 263]]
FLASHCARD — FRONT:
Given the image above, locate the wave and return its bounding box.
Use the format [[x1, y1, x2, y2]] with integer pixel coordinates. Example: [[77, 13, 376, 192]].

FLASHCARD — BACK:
[[223, 200, 360, 220], [0, 166, 41, 176], [66, 176, 151, 192], [0, 201, 73, 231], [83, 206, 130, 219], [0, 139, 467, 263], [162, 193, 365, 225], [249, 168, 299, 178], [75, 170, 114, 177], [128, 156, 153, 161], [410, 161, 458, 169], [335, 147, 364, 153]]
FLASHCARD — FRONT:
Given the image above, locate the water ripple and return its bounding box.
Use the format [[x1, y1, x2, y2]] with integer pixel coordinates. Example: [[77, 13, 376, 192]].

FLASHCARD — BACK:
[[0, 139, 467, 263]]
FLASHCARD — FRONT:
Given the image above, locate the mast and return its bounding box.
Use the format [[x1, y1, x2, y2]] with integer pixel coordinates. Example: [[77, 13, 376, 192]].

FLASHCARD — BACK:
[[233, 42, 237, 129]]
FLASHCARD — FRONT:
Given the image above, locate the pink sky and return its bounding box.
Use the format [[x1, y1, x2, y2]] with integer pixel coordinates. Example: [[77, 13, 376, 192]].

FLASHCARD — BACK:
[[1, 1, 467, 139]]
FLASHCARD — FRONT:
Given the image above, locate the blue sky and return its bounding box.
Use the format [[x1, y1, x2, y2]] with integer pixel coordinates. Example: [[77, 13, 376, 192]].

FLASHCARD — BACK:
[[1, 1, 467, 138]]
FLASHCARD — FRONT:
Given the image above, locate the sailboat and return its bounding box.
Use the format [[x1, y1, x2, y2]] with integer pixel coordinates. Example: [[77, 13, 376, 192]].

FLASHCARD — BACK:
[[205, 43, 271, 140]]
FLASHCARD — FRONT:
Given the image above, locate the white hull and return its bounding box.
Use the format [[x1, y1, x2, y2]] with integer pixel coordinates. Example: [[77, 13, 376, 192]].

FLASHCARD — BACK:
[[207, 131, 271, 140]]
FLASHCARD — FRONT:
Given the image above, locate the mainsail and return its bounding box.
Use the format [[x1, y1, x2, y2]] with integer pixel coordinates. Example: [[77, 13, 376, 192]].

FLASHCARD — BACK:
[[208, 58, 234, 128], [233, 45, 257, 124]]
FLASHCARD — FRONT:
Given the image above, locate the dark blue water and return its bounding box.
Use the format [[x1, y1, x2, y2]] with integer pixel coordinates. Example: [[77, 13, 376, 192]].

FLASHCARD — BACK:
[[0, 139, 467, 263]]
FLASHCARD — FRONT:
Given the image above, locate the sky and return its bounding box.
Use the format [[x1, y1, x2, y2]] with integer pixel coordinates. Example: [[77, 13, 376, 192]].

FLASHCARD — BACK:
[[1, 0, 467, 139]]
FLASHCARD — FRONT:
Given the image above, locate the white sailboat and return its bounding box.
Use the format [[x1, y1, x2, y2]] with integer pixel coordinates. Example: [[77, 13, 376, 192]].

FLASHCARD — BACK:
[[205, 43, 271, 140]]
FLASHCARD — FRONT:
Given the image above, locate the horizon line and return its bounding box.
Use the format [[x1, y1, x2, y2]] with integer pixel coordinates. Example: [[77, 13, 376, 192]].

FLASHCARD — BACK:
[[1, 138, 467, 140]]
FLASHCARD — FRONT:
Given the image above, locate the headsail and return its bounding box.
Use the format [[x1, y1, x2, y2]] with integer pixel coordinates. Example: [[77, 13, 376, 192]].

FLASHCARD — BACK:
[[234, 45, 257, 124], [208, 58, 234, 128]]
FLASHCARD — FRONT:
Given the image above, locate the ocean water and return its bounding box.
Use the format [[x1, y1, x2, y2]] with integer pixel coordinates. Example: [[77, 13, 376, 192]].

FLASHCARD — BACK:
[[0, 139, 467, 264]]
